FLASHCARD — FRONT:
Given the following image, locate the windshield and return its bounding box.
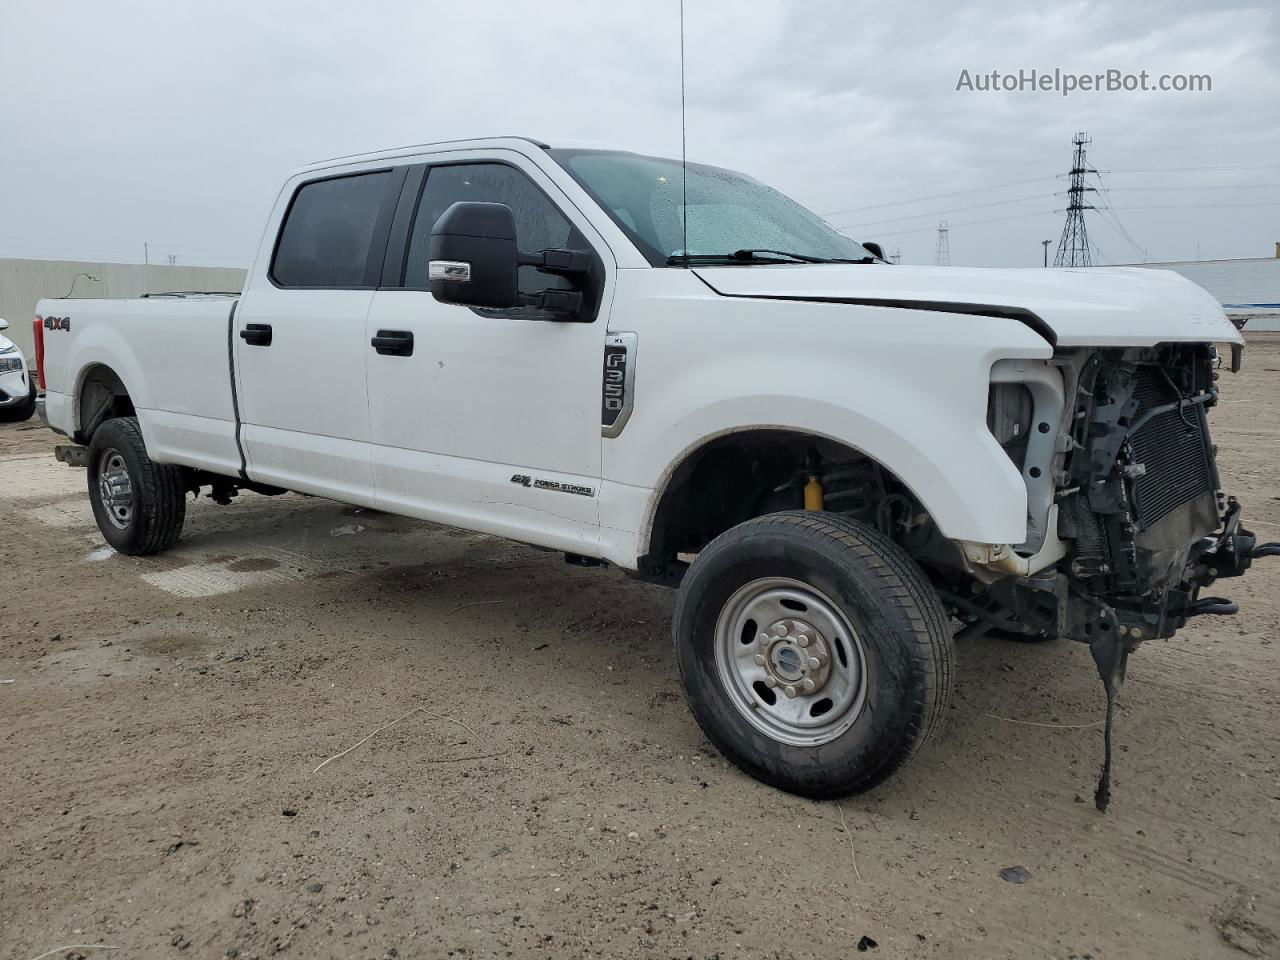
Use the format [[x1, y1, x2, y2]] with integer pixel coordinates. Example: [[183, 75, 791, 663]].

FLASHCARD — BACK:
[[549, 149, 871, 266]]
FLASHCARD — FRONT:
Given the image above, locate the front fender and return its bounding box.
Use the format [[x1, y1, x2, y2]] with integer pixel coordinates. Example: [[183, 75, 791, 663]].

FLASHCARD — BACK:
[[637, 393, 1028, 547], [601, 289, 1054, 555]]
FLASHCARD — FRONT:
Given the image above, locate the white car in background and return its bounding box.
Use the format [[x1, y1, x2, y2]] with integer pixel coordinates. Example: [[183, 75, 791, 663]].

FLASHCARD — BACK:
[[0, 318, 37, 422]]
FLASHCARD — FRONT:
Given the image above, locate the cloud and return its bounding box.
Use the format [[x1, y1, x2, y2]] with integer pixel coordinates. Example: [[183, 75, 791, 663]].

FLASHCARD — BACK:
[[1, 0, 1274, 267]]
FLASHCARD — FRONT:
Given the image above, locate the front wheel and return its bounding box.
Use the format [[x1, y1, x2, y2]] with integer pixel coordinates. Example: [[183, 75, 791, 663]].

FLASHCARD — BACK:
[[87, 417, 187, 555], [673, 511, 954, 798]]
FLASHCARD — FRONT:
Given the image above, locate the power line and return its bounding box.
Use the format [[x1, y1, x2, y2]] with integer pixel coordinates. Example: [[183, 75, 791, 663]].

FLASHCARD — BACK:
[[819, 150, 1064, 213], [835, 193, 1050, 230], [1090, 172, 1149, 263], [819, 175, 1058, 218], [833, 160, 1280, 234], [821, 145, 1280, 225], [841, 208, 1056, 240], [1104, 201, 1280, 210], [1095, 139, 1280, 154], [1093, 163, 1280, 175], [1090, 183, 1278, 192], [830, 167, 1278, 229]]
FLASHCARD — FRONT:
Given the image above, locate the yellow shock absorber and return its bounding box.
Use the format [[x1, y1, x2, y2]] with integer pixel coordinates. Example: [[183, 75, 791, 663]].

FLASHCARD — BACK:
[[803, 475, 825, 512]]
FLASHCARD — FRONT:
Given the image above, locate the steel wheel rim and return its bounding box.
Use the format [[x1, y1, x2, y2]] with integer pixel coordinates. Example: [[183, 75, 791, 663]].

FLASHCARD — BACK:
[[713, 577, 867, 747], [97, 448, 134, 530]]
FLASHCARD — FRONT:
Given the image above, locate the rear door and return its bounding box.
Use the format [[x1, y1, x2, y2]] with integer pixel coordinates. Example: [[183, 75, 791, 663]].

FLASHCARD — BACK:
[[234, 166, 405, 503], [364, 153, 613, 553]]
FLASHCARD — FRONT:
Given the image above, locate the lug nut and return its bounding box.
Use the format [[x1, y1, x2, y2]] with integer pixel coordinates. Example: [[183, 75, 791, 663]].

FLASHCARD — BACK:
[[808, 657, 821, 670], [753, 654, 766, 666], [776, 623, 790, 637], [764, 677, 778, 688], [783, 685, 798, 699], [801, 678, 816, 693], [758, 633, 770, 645], [796, 635, 810, 647]]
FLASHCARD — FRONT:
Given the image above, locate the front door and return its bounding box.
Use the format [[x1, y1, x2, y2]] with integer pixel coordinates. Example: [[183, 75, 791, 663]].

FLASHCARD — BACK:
[[235, 167, 403, 504], [364, 156, 611, 554]]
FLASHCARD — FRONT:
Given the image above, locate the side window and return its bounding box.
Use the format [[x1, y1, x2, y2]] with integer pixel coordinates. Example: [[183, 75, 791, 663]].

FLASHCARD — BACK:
[[272, 171, 392, 288], [404, 163, 584, 307]]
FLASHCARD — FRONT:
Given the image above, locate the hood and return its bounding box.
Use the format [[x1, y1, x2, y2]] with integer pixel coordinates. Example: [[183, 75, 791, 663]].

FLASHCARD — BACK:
[[693, 263, 1243, 348]]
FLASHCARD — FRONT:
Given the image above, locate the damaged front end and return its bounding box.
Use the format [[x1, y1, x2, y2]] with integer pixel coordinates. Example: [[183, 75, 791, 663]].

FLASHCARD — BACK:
[[955, 343, 1278, 810]]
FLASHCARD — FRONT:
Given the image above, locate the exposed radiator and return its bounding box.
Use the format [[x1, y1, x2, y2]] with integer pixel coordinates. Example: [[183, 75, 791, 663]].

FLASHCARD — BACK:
[[1127, 367, 1217, 527]]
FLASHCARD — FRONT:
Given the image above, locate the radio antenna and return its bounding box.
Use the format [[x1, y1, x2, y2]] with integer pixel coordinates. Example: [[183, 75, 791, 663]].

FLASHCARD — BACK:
[[679, 0, 689, 261]]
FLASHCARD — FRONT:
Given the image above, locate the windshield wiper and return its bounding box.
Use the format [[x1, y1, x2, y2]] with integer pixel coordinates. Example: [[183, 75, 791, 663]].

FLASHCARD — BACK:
[[666, 249, 874, 266], [731, 248, 831, 263]]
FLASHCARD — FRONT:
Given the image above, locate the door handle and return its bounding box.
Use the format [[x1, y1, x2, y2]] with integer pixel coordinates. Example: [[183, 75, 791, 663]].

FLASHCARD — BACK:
[[371, 329, 414, 357], [239, 323, 273, 347]]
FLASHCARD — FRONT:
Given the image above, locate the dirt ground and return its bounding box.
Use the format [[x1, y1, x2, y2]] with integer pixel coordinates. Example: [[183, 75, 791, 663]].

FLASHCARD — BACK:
[[2, 337, 1278, 960]]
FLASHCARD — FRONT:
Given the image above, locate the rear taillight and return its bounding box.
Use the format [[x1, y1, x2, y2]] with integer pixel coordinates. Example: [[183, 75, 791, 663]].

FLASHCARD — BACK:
[[32, 314, 46, 390]]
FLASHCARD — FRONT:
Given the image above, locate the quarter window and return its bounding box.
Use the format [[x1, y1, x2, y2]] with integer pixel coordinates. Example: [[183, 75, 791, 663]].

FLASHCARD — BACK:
[[272, 171, 392, 288]]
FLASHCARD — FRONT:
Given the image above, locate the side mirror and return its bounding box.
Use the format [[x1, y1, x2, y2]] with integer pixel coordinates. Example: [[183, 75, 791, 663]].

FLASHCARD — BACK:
[[0, 318, 8, 331], [428, 201, 594, 316], [861, 242, 886, 262], [428, 202, 519, 309]]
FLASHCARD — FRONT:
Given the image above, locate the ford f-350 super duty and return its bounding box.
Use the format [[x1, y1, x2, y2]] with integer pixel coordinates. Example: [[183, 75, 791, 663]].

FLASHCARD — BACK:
[[34, 137, 1276, 808]]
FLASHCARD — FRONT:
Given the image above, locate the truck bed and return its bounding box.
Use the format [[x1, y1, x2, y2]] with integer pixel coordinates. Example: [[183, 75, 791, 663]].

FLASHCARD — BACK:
[[38, 293, 244, 477]]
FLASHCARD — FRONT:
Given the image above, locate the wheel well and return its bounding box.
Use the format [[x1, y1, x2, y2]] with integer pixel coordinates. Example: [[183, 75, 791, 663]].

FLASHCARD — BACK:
[[638, 430, 948, 585], [75, 364, 135, 443]]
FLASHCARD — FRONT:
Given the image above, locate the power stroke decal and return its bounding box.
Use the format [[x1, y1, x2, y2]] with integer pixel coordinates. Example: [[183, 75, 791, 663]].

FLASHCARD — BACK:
[[602, 332, 637, 438], [510, 475, 595, 497]]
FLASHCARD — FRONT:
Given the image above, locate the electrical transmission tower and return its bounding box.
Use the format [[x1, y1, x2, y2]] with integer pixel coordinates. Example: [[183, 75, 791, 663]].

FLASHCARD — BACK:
[[1054, 132, 1098, 267], [934, 220, 950, 266]]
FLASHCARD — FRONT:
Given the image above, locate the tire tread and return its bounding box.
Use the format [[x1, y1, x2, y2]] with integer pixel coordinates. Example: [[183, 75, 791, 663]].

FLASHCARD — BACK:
[[88, 416, 186, 555], [674, 510, 954, 797]]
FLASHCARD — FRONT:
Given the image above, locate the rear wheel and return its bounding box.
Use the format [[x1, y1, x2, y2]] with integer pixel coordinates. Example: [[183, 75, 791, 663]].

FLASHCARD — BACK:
[[87, 417, 186, 555], [674, 511, 954, 798]]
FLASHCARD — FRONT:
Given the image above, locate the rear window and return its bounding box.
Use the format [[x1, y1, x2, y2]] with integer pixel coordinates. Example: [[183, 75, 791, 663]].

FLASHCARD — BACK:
[[271, 171, 391, 288]]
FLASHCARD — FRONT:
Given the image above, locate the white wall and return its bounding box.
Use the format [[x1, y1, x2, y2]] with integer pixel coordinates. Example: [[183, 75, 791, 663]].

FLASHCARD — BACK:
[[0, 258, 246, 357], [1112, 257, 1280, 332]]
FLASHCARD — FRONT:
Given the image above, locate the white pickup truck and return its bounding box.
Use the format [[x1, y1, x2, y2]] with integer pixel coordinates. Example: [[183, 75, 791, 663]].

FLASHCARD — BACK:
[[34, 136, 1275, 807]]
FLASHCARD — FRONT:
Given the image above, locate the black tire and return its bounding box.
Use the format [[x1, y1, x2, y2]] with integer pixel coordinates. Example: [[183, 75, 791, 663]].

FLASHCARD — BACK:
[[673, 511, 954, 798], [87, 416, 186, 555], [0, 381, 36, 422]]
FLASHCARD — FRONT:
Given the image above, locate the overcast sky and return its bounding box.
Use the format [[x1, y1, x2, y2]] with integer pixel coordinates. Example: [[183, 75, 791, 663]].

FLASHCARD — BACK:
[[1, 0, 1276, 269]]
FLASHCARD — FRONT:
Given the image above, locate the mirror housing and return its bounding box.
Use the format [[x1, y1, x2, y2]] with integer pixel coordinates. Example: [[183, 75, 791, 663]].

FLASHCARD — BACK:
[[428, 200, 594, 317], [0, 318, 8, 331], [428, 202, 519, 309], [861, 241, 886, 262]]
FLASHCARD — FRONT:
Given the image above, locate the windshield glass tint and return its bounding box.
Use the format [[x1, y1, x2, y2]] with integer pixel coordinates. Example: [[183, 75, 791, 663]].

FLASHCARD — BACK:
[[550, 149, 869, 265]]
